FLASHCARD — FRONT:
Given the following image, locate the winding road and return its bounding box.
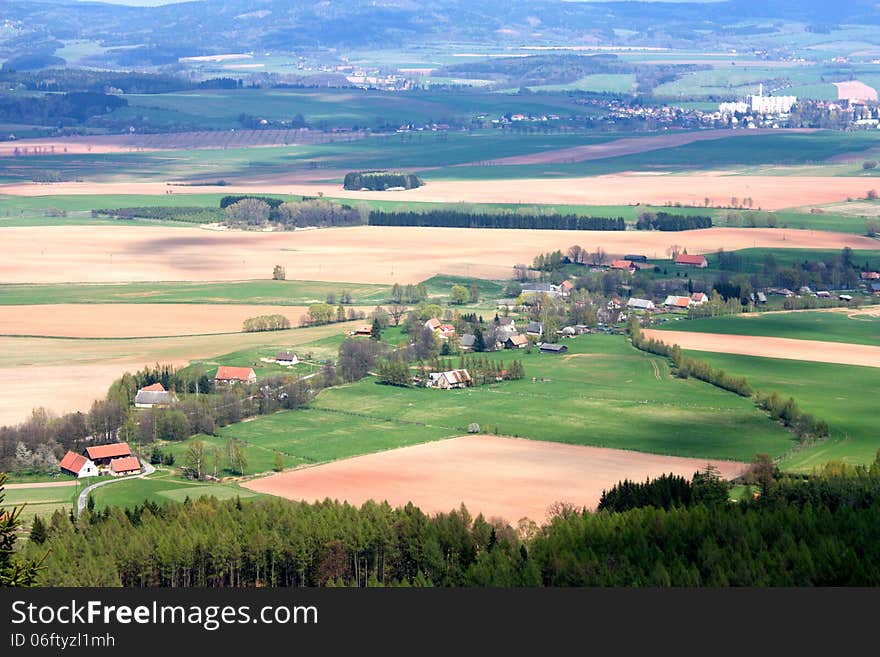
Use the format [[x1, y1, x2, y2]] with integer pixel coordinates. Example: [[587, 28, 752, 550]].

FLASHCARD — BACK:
[[76, 459, 155, 515]]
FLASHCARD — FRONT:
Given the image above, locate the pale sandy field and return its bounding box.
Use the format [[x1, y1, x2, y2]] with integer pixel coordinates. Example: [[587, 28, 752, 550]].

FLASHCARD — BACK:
[[0, 304, 371, 338], [0, 224, 874, 285], [2, 173, 878, 209], [0, 321, 352, 427], [642, 329, 880, 368], [834, 81, 878, 102], [243, 435, 747, 523], [467, 128, 816, 166]]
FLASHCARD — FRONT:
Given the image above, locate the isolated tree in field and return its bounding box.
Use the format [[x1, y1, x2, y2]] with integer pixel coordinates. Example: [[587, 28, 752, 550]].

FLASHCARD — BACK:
[[867, 189, 878, 200], [326, 291, 337, 305], [226, 438, 248, 476], [469, 284, 479, 303], [0, 473, 43, 586], [867, 219, 879, 237], [388, 303, 407, 326], [450, 284, 469, 305], [391, 283, 403, 303], [225, 198, 271, 227], [272, 265, 286, 280], [273, 452, 284, 472], [184, 440, 207, 480], [341, 290, 353, 304], [371, 317, 382, 340]]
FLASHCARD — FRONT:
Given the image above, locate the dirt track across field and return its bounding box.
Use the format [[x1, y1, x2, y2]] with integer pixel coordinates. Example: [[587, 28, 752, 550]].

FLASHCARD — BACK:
[[243, 434, 747, 522], [462, 128, 816, 166], [642, 329, 880, 368], [2, 174, 877, 210], [1, 224, 874, 285], [0, 304, 371, 338]]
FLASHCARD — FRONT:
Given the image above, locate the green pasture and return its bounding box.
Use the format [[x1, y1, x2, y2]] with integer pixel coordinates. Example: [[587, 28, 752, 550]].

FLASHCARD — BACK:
[[168, 407, 454, 475], [308, 334, 791, 461], [0, 279, 390, 306], [656, 308, 880, 347], [88, 471, 261, 511], [687, 352, 880, 472]]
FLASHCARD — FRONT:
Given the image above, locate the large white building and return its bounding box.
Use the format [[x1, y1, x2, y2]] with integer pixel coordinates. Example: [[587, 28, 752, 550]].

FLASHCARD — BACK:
[[719, 84, 797, 117]]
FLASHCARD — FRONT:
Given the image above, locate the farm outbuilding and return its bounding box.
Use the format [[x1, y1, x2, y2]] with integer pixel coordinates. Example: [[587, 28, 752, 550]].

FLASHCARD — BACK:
[[84, 442, 132, 467], [675, 254, 708, 268], [540, 343, 568, 354], [275, 351, 299, 366], [215, 366, 257, 385], [60, 451, 98, 478]]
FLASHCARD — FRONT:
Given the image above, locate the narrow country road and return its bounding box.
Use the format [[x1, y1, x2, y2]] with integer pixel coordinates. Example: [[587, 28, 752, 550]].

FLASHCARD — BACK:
[[76, 459, 155, 515]]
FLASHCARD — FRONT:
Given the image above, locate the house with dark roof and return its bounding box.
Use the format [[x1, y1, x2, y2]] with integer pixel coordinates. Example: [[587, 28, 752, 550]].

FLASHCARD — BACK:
[[60, 451, 98, 478], [525, 321, 543, 337], [427, 369, 472, 389], [134, 383, 178, 409], [539, 343, 568, 354], [461, 334, 476, 350], [625, 254, 648, 263], [275, 351, 299, 366]]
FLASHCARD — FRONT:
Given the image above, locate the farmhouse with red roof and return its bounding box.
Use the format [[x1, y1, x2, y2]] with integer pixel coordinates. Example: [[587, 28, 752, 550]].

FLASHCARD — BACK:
[[110, 456, 142, 476], [84, 442, 132, 467], [215, 366, 257, 385], [59, 451, 98, 478], [610, 260, 637, 273], [675, 253, 708, 268]]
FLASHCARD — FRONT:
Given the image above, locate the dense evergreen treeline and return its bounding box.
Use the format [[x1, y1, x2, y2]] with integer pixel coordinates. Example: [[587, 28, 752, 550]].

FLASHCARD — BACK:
[[0, 92, 127, 125], [343, 171, 423, 191], [635, 211, 713, 231], [19, 468, 880, 587], [0, 69, 230, 94], [369, 210, 626, 231]]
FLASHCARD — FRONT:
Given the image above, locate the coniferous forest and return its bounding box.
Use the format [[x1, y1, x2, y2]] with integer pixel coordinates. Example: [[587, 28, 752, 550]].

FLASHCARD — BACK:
[[17, 465, 880, 587]]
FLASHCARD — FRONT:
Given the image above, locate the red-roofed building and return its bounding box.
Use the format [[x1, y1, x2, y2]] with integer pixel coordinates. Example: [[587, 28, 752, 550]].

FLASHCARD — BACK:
[[560, 280, 575, 297], [691, 292, 709, 305], [861, 271, 880, 280], [610, 260, 637, 273], [84, 442, 132, 466], [60, 451, 98, 478], [140, 382, 165, 392], [215, 366, 257, 385], [110, 456, 142, 476], [675, 254, 708, 268]]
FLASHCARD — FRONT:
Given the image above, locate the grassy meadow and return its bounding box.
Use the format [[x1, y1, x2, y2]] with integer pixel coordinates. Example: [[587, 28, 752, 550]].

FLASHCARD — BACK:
[[656, 308, 880, 347], [688, 351, 880, 472]]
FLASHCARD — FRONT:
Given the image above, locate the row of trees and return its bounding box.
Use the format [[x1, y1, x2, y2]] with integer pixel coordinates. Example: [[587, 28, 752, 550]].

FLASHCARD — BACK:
[[630, 320, 752, 396], [343, 171, 424, 191], [629, 321, 829, 444], [17, 462, 880, 587], [242, 314, 291, 332], [635, 211, 712, 231], [369, 210, 626, 231], [222, 198, 364, 230]]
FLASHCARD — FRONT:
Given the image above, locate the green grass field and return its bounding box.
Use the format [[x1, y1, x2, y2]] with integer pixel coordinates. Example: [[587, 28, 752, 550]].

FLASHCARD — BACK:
[[656, 308, 880, 346], [88, 470, 262, 511], [167, 408, 455, 476], [0, 279, 390, 306], [687, 351, 880, 472], [313, 334, 790, 461]]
